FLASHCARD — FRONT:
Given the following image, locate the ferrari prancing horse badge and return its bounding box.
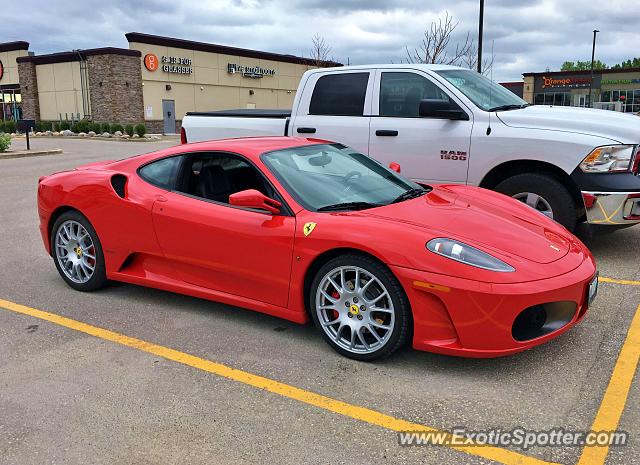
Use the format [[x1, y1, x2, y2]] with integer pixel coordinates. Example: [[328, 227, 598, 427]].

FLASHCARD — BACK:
[[303, 222, 317, 236]]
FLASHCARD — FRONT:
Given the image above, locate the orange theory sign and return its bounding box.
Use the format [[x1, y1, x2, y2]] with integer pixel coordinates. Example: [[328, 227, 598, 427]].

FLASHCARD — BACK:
[[144, 53, 159, 72], [0, 60, 4, 81]]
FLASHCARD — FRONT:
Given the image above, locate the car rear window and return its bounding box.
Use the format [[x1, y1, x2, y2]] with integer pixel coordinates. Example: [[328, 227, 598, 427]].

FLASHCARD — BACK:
[[309, 73, 369, 116]]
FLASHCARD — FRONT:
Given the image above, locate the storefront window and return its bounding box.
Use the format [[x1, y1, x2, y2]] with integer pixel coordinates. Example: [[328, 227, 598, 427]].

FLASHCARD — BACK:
[[599, 88, 640, 112], [534, 92, 570, 106]]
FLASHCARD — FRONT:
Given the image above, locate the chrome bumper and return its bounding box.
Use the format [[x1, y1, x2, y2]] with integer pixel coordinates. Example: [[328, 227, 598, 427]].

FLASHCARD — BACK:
[[582, 191, 640, 225]]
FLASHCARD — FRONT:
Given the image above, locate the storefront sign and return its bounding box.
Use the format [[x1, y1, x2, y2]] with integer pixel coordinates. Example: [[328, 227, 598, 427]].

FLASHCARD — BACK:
[[161, 55, 193, 74], [227, 63, 275, 78], [0, 60, 4, 81], [144, 54, 159, 71], [601, 78, 640, 86], [541, 76, 591, 89]]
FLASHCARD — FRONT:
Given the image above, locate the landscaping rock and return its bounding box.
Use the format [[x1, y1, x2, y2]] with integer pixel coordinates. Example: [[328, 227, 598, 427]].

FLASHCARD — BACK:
[[101, 132, 111, 138], [35, 132, 43, 136], [88, 131, 96, 137], [121, 134, 130, 139], [132, 134, 140, 139], [61, 129, 74, 137], [114, 131, 123, 137], [78, 132, 87, 137], [52, 131, 60, 136], [45, 131, 53, 136]]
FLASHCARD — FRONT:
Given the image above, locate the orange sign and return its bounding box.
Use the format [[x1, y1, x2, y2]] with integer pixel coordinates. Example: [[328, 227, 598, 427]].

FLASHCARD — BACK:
[[144, 53, 159, 72], [0, 60, 4, 81]]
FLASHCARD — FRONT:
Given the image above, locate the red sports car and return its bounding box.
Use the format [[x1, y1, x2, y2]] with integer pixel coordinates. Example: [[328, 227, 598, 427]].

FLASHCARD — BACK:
[[37, 137, 598, 360]]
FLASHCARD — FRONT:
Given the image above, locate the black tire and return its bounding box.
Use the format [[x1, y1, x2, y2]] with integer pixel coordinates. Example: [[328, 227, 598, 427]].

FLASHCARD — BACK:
[[51, 210, 108, 292], [495, 173, 577, 231], [309, 254, 411, 361]]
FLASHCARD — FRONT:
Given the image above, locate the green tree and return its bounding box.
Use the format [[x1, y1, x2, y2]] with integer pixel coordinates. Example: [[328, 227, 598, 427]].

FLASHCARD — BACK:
[[561, 60, 607, 71], [611, 57, 640, 69]]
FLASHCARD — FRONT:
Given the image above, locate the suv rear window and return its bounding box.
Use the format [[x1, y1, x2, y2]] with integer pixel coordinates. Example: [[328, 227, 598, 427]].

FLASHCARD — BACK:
[[309, 73, 369, 116]]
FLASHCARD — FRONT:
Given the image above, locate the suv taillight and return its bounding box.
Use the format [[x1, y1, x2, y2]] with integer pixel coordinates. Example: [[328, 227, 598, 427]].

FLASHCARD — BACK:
[[180, 127, 187, 144]]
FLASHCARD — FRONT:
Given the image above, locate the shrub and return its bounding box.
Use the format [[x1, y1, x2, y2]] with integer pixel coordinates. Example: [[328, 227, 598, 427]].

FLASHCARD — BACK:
[[89, 122, 101, 133], [4, 120, 16, 134], [0, 134, 11, 152], [38, 121, 54, 132], [72, 120, 91, 134], [134, 123, 147, 137], [110, 123, 124, 134], [53, 122, 61, 132], [60, 121, 71, 131], [0, 121, 5, 134], [100, 123, 110, 133], [125, 124, 134, 137]]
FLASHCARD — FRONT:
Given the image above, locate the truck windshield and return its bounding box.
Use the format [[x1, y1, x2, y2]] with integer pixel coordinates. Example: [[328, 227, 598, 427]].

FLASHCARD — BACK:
[[262, 144, 427, 212], [435, 69, 528, 112]]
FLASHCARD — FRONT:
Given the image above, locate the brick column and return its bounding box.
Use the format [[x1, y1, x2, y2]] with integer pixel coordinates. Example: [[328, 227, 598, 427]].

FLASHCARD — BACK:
[[17, 60, 40, 120], [87, 53, 144, 124]]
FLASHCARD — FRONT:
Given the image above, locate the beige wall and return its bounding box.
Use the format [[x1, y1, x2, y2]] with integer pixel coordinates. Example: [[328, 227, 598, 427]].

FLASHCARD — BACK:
[[522, 76, 534, 104], [0, 49, 28, 86], [36, 61, 85, 120], [129, 41, 314, 122]]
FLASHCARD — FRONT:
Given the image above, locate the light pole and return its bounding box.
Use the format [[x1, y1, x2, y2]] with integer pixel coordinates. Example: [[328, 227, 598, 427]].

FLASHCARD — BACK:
[[589, 29, 599, 108], [477, 0, 484, 73]]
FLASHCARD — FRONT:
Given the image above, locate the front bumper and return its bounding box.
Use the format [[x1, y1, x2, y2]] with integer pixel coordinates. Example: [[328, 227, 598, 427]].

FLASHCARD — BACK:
[[582, 191, 640, 225], [391, 257, 596, 357]]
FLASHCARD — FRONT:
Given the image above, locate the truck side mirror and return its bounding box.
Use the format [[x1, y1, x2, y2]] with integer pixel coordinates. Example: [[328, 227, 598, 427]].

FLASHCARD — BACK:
[[419, 99, 469, 121], [229, 189, 281, 214], [388, 162, 401, 173]]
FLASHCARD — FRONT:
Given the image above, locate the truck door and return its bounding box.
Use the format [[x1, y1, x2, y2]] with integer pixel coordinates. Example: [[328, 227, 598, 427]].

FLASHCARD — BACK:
[[289, 70, 373, 155], [368, 70, 473, 184]]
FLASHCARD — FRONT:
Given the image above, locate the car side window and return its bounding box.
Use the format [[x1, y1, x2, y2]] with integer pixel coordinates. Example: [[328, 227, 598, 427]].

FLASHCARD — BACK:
[[175, 153, 277, 206], [138, 156, 181, 189], [309, 72, 369, 116], [379, 72, 450, 117]]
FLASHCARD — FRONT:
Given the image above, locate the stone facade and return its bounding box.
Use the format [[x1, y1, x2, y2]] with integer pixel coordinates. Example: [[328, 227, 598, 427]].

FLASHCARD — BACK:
[[144, 118, 181, 135], [87, 54, 144, 124], [17, 61, 40, 120]]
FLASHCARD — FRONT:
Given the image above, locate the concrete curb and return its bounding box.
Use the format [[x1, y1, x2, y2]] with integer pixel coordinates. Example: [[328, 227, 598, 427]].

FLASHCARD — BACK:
[[0, 149, 63, 160]]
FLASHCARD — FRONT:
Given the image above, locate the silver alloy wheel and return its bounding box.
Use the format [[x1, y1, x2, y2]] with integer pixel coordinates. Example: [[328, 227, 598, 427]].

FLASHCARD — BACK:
[[315, 266, 395, 354], [55, 220, 97, 284], [512, 192, 554, 219]]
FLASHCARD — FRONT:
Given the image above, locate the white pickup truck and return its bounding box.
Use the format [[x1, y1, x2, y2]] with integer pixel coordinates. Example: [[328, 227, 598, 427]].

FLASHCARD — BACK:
[[182, 64, 640, 231]]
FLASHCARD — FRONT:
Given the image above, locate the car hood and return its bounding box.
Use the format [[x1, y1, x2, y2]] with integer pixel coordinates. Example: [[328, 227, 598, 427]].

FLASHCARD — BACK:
[[361, 185, 571, 265], [496, 105, 640, 144]]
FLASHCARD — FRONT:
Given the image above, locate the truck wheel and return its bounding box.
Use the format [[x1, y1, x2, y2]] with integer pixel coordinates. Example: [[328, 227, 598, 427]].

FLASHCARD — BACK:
[[495, 173, 577, 231]]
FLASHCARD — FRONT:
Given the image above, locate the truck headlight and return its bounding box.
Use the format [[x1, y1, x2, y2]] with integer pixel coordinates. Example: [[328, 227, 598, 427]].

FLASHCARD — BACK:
[[426, 238, 515, 272], [580, 145, 637, 173]]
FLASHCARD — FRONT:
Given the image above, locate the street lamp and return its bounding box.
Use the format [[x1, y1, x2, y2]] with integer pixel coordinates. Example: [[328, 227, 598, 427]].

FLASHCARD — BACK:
[[589, 29, 599, 108], [477, 0, 484, 73]]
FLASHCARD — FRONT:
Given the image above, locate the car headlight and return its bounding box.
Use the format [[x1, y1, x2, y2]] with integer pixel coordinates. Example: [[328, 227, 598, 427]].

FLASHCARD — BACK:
[[580, 145, 637, 173], [426, 238, 515, 272]]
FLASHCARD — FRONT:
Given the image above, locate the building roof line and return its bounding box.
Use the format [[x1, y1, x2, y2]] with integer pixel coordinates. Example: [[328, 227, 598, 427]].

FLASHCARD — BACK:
[[125, 32, 342, 67], [17, 47, 141, 65], [524, 67, 640, 77], [0, 41, 30, 53]]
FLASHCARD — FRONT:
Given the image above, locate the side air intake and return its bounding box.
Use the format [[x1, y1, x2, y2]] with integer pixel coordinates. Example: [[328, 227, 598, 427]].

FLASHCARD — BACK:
[[110, 174, 127, 199]]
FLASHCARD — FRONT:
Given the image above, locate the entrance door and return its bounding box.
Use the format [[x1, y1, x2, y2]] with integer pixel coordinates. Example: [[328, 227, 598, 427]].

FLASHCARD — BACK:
[[162, 99, 176, 134]]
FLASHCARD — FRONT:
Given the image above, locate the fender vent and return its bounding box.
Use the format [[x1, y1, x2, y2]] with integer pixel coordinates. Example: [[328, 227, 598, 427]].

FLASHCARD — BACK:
[[110, 174, 127, 199]]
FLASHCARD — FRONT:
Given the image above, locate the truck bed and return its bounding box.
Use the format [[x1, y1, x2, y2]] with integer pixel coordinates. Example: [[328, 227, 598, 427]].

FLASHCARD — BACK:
[[183, 109, 290, 142], [185, 109, 291, 118]]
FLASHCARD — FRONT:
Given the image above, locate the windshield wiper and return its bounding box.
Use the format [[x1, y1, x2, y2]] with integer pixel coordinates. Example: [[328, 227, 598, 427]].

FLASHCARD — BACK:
[[317, 201, 382, 212], [488, 104, 529, 112], [391, 187, 427, 204]]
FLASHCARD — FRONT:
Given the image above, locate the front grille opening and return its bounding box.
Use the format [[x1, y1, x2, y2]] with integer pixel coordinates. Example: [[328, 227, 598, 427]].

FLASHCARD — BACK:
[[512, 301, 577, 342]]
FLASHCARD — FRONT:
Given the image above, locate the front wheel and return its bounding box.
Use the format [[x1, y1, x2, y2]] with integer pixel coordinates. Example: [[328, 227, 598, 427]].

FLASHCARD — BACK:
[[309, 254, 411, 361], [495, 173, 577, 231], [51, 211, 108, 291]]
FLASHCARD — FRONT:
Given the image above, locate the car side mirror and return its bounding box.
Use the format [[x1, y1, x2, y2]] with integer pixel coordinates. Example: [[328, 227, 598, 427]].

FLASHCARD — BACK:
[[229, 189, 282, 214], [388, 162, 401, 173], [419, 99, 469, 120]]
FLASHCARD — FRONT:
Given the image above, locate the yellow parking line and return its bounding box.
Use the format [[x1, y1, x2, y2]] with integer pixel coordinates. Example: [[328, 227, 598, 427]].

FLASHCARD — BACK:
[[0, 298, 557, 465], [600, 277, 640, 286], [577, 303, 640, 465]]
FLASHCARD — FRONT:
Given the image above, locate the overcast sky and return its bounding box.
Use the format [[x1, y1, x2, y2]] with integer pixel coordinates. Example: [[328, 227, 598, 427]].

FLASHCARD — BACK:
[[3, 0, 640, 81]]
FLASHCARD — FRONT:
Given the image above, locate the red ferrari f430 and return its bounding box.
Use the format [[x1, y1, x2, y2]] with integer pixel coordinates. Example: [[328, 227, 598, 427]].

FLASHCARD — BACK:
[[38, 137, 598, 360]]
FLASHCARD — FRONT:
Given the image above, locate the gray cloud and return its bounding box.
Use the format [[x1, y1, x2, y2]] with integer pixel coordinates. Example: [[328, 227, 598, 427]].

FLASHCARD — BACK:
[[3, 0, 640, 81]]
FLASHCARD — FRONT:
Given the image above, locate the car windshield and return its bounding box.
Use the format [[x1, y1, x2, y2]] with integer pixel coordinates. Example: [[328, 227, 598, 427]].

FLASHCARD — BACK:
[[435, 69, 528, 112], [262, 143, 427, 211]]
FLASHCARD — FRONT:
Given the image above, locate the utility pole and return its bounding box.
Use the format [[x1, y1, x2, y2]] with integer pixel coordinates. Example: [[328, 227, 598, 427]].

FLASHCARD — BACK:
[[589, 29, 599, 108], [477, 0, 484, 73]]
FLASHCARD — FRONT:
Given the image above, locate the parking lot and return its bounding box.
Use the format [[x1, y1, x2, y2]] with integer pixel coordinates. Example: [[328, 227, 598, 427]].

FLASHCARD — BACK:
[[0, 137, 638, 465]]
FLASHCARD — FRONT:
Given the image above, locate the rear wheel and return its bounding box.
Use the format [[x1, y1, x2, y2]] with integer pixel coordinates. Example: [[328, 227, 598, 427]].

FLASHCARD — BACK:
[[309, 254, 411, 361], [51, 211, 107, 291], [495, 173, 577, 231]]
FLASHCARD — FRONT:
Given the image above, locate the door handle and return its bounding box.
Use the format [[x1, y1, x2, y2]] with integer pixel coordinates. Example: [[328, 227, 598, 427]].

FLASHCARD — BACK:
[[375, 130, 398, 136], [297, 127, 316, 134]]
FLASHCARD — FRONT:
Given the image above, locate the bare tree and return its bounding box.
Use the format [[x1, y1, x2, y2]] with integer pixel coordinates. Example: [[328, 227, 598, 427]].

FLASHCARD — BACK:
[[405, 12, 473, 65], [460, 40, 495, 76], [310, 34, 332, 67]]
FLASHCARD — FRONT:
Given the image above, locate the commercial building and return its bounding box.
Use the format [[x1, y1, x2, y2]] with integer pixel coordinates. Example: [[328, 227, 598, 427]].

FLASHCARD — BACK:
[[503, 68, 640, 113], [2, 33, 340, 133]]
